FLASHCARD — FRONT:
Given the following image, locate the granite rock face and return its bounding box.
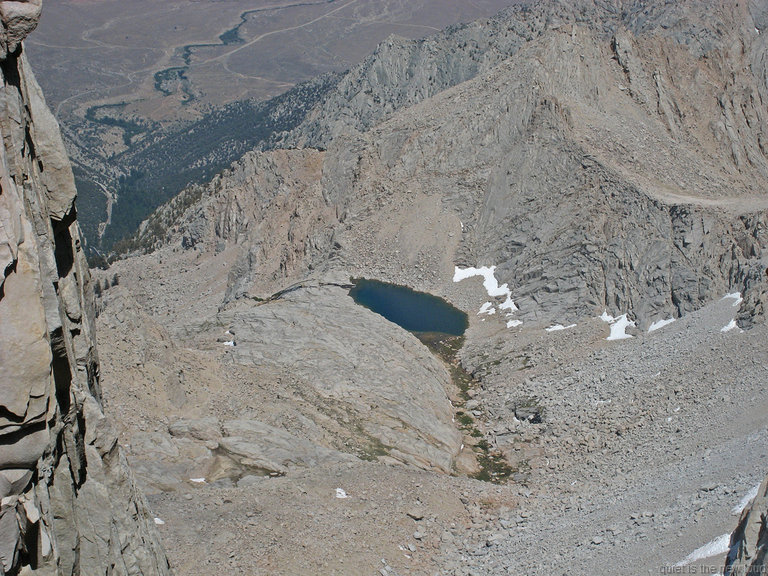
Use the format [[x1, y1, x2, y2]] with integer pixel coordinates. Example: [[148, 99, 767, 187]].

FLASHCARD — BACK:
[[0, 0, 40, 59], [725, 475, 768, 575], [224, 284, 462, 472], [288, 0, 751, 149], [0, 3, 171, 574]]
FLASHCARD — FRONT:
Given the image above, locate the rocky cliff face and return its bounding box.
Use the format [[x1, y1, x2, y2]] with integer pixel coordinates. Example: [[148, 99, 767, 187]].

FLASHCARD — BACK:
[[287, 0, 753, 148], [0, 2, 170, 574]]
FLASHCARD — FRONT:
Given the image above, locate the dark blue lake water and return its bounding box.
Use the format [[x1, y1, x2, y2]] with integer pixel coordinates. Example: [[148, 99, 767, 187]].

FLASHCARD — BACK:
[[349, 279, 468, 336]]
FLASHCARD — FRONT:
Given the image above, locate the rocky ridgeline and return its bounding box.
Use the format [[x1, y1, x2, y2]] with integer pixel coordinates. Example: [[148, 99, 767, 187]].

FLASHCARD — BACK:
[[286, 0, 748, 149], [0, 2, 170, 574]]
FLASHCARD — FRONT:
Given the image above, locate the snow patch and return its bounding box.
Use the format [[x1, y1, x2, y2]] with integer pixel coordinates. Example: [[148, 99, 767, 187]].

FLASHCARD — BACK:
[[189, 478, 206, 484], [722, 292, 743, 307], [648, 318, 675, 333], [154, 518, 165, 525], [478, 302, 495, 315], [601, 312, 635, 340], [721, 319, 738, 333], [608, 315, 635, 340], [335, 488, 348, 499], [454, 265, 519, 326], [498, 299, 517, 312], [453, 266, 517, 309], [545, 324, 576, 332], [600, 310, 614, 322], [223, 341, 235, 347], [507, 319, 523, 328], [675, 533, 731, 567], [732, 484, 761, 515]]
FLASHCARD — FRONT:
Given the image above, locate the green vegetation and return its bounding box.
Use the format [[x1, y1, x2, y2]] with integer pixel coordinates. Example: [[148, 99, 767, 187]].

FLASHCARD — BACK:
[[110, 183, 205, 256], [417, 333, 473, 401], [354, 427, 392, 462], [473, 448, 515, 484], [218, 27, 243, 45], [85, 104, 148, 146], [416, 332, 514, 484], [153, 67, 189, 96], [455, 411, 474, 427], [76, 72, 340, 263], [71, 165, 107, 247], [180, 7, 261, 65]]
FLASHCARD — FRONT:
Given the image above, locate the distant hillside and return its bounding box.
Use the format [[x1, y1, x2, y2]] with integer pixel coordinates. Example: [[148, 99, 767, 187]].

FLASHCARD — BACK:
[[75, 73, 339, 260], [129, 0, 768, 326]]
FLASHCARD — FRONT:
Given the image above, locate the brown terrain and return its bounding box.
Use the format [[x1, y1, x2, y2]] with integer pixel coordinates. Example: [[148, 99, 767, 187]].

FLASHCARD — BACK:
[[27, 0, 516, 124], [24, 0, 519, 253]]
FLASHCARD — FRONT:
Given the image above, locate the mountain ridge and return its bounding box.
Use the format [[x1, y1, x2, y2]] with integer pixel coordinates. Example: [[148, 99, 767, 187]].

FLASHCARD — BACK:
[[134, 0, 768, 328]]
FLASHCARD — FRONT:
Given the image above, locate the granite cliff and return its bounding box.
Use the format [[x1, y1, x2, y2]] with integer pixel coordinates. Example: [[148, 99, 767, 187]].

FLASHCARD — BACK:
[[726, 475, 768, 575], [0, 2, 170, 574]]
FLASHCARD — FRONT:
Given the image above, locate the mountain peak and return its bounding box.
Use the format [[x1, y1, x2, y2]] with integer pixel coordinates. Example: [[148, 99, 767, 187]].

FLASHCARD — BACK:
[[0, 0, 40, 58]]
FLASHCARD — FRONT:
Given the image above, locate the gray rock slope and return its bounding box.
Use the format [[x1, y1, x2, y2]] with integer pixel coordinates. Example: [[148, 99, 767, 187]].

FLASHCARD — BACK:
[[0, 2, 171, 574], [287, 0, 758, 149], [108, 0, 768, 498], [224, 284, 462, 472]]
